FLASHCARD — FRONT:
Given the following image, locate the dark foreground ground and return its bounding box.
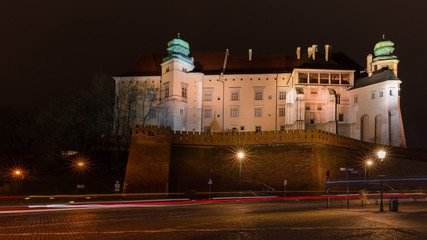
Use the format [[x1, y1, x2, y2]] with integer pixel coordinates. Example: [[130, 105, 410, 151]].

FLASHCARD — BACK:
[[0, 199, 426, 240]]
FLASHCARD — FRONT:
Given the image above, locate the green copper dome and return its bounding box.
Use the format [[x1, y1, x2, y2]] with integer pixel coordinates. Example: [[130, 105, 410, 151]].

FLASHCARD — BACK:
[[373, 35, 397, 62], [162, 33, 193, 64]]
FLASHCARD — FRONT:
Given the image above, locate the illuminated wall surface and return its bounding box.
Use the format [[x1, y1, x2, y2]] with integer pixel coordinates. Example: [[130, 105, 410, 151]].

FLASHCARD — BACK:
[[124, 125, 427, 194], [115, 36, 406, 149]]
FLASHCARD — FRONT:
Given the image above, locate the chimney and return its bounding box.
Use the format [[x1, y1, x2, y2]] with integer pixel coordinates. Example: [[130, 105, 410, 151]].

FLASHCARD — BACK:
[[325, 44, 330, 61], [249, 49, 252, 61], [312, 44, 317, 60], [296, 47, 301, 59], [308, 47, 313, 58], [367, 54, 373, 77]]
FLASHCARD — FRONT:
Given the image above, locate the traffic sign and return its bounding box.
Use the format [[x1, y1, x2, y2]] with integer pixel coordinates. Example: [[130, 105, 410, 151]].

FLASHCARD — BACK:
[[340, 168, 354, 172], [114, 180, 121, 192], [208, 178, 213, 185]]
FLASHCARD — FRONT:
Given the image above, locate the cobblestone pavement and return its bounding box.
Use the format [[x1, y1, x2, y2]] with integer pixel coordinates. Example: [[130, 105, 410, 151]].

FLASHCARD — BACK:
[[0, 200, 425, 239]]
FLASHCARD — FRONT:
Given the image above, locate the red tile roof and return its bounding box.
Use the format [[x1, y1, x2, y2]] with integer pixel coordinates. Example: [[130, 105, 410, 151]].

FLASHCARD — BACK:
[[118, 51, 359, 77]]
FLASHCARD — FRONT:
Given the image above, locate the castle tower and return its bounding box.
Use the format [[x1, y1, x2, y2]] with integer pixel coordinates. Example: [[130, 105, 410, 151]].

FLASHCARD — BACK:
[[351, 36, 406, 147], [368, 35, 399, 77], [160, 34, 196, 131]]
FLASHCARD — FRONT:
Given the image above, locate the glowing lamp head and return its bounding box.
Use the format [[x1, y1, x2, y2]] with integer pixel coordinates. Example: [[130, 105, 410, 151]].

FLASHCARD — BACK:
[[378, 150, 386, 159], [237, 152, 244, 159], [78, 162, 84, 167], [15, 170, 21, 175], [367, 160, 373, 166]]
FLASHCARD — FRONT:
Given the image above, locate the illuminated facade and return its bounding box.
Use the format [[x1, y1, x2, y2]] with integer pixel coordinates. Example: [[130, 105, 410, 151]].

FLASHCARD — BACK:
[[114, 36, 406, 147]]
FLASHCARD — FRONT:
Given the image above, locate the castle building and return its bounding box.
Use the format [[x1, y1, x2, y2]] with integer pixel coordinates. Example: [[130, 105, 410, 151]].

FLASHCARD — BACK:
[[114, 35, 406, 147]]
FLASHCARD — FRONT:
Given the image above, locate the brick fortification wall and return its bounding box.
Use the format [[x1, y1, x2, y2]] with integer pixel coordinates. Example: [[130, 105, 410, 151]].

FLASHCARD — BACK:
[[125, 126, 427, 193], [124, 125, 171, 193]]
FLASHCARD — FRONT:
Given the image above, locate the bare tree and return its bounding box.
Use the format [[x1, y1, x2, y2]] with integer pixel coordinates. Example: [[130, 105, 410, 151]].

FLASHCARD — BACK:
[[114, 78, 162, 139]]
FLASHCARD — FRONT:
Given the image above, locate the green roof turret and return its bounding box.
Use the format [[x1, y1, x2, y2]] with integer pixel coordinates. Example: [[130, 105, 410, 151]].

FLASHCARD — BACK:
[[373, 35, 397, 62], [162, 33, 193, 64]]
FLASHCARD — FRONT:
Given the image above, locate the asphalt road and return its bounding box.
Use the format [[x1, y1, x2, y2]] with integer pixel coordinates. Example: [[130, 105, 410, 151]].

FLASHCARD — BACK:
[[0, 200, 426, 240]]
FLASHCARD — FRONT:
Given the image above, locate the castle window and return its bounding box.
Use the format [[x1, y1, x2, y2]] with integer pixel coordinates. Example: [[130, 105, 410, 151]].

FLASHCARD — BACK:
[[371, 92, 376, 99], [203, 109, 212, 118], [164, 83, 169, 98], [280, 125, 285, 131], [240, 126, 245, 131], [149, 89, 157, 102], [254, 107, 263, 117], [255, 126, 262, 132], [310, 114, 315, 124], [149, 109, 157, 119], [390, 89, 394, 96], [230, 88, 240, 101], [320, 73, 329, 84], [279, 107, 285, 117], [309, 73, 318, 84], [354, 96, 358, 103], [298, 73, 308, 83], [204, 126, 211, 133], [339, 113, 344, 121], [279, 88, 286, 100], [128, 89, 137, 103], [231, 107, 239, 118], [181, 83, 188, 98], [203, 88, 213, 101], [331, 74, 340, 84], [379, 91, 384, 98], [180, 108, 184, 114], [341, 74, 350, 84], [254, 87, 264, 100], [336, 94, 341, 104], [317, 106, 322, 111]]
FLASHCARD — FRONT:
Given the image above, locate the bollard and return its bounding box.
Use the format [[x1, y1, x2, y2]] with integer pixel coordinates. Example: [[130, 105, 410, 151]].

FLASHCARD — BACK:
[[389, 196, 399, 212]]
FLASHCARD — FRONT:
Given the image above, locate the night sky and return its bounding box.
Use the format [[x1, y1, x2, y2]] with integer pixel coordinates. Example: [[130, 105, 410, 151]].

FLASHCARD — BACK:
[[1, 0, 426, 149]]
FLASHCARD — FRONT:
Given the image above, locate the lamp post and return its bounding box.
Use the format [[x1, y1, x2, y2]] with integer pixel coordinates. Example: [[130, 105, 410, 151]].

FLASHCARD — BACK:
[[378, 150, 386, 212], [365, 160, 373, 190], [237, 151, 244, 197], [76, 161, 86, 194]]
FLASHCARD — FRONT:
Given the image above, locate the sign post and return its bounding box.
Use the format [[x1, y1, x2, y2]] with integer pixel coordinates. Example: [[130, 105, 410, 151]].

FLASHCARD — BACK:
[[114, 180, 121, 193], [340, 168, 360, 209], [208, 178, 213, 200]]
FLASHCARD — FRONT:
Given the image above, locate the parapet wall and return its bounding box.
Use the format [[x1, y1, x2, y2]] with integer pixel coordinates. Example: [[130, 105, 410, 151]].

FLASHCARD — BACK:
[[126, 125, 427, 193], [171, 129, 371, 150]]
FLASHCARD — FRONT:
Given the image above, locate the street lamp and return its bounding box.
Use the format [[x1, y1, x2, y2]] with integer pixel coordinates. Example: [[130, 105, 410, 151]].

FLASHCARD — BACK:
[[378, 150, 386, 212], [237, 151, 245, 197], [365, 160, 373, 190]]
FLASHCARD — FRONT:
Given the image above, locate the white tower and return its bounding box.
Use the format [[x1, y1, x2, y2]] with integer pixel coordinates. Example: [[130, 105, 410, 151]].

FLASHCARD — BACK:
[[160, 34, 196, 131]]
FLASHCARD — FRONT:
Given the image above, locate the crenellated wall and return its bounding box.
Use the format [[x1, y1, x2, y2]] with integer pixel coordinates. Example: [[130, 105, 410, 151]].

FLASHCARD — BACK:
[[124, 125, 427, 194]]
